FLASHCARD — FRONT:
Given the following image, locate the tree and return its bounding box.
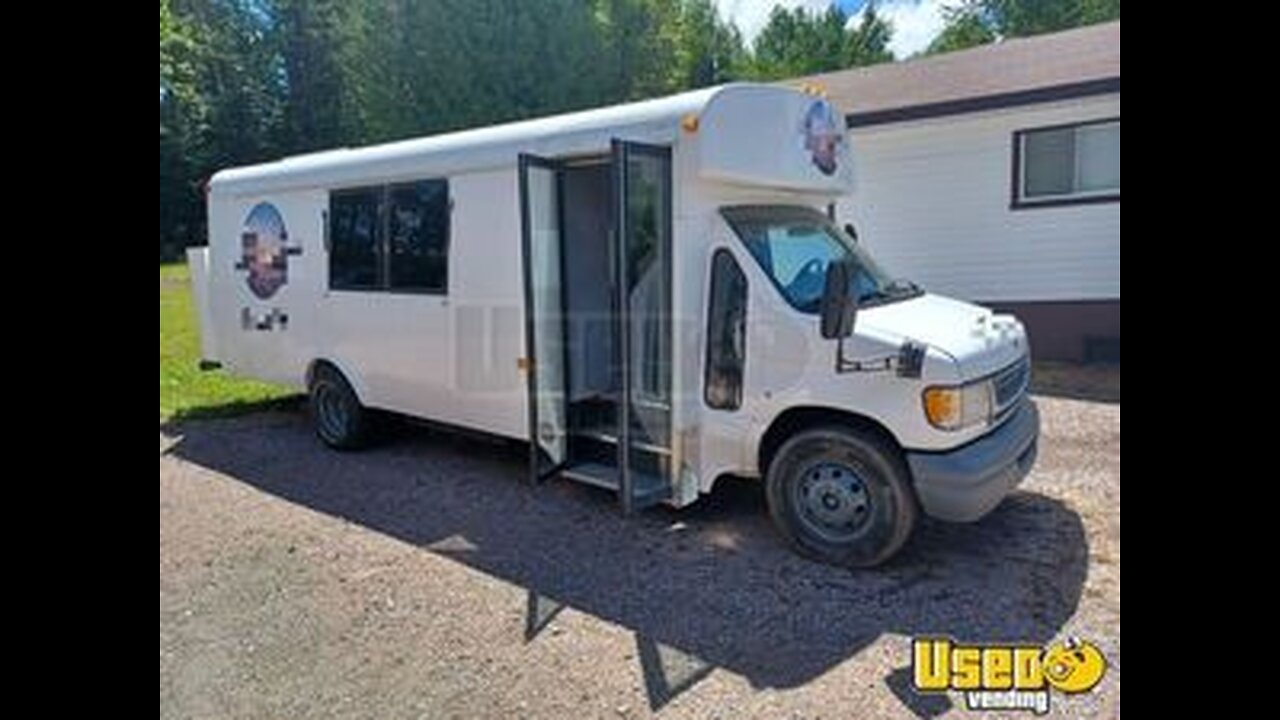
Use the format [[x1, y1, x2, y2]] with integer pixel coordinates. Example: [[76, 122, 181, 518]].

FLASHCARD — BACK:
[[751, 4, 893, 80], [845, 3, 893, 67], [927, 0, 1120, 55], [162, 0, 285, 255], [672, 0, 747, 88], [161, 0, 204, 128], [591, 0, 685, 101], [1078, 0, 1122, 25], [160, 0, 206, 256], [352, 0, 616, 139], [277, 0, 363, 151], [163, 0, 923, 253], [927, 2, 996, 54]]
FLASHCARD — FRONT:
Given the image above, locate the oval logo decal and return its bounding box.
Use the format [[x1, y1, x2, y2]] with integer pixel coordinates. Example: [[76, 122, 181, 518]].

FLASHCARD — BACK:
[[240, 202, 289, 299], [802, 99, 844, 176]]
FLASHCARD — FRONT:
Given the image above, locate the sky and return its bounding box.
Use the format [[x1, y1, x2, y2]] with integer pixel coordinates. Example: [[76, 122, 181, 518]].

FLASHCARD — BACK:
[[714, 0, 948, 58]]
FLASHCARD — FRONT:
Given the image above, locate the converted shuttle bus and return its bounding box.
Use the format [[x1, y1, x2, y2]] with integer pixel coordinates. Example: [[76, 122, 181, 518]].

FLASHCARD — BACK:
[[190, 83, 1039, 566]]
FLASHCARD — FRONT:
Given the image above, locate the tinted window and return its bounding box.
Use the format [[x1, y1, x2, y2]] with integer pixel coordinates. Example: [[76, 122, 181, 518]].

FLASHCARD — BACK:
[[388, 180, 449, 292], [1023, 127, 1075, 197], [1077, 122, 1121, 192], [705, 249, 747, 411], [329, 188, 382, 290], [328, 179, 450, 292]]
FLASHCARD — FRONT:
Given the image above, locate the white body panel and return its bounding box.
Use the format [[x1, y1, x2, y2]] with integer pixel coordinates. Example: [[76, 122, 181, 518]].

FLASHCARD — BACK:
[[840, 94, 1120, 302], [185, 246, 216, 362], [195, 83, 1028, 505]]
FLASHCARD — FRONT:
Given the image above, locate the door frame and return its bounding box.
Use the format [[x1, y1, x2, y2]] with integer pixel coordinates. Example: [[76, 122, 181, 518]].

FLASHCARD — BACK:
[[517, 152, 570, 484], [611, 139, 674, 513]]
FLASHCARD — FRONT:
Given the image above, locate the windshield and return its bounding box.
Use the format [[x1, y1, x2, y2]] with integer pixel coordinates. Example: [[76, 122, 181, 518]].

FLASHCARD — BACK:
[[720, 205, 915, 313]]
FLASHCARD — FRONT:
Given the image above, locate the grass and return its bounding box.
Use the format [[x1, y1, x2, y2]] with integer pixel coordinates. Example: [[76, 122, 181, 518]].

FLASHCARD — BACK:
[[160, 262, 295, 420]]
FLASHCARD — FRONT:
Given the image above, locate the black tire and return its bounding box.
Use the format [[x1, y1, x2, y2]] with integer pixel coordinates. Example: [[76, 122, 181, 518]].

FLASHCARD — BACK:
[[766, 426, 917, 567], [308, 364, 371, 450]]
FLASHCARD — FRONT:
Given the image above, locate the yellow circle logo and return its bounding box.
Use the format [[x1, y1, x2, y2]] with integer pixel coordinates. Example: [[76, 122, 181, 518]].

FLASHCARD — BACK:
[[1041, 637, 1107, 693]]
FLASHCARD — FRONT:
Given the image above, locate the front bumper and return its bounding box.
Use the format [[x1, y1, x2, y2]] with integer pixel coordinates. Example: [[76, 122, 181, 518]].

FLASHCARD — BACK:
[[906, 398, 1040, 522]]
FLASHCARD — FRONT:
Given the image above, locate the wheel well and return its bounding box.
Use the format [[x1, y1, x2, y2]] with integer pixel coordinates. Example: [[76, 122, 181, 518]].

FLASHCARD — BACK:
[[758, 406, 902, 477], [305, 359, 356, 398], [305, 359, 332, 388]]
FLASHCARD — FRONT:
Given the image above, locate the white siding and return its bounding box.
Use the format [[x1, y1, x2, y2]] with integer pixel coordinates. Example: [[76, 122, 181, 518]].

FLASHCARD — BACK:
[[839, 94, 1120, 302]]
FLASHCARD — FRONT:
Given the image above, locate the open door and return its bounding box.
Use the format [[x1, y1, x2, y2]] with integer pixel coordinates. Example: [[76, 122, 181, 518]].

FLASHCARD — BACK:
[[612, 140, 674, 513], [518, 153, 567, 483]]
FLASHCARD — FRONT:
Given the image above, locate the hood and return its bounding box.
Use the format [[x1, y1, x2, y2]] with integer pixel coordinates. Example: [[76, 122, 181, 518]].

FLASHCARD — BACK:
[[858, 293, 1028, 379]]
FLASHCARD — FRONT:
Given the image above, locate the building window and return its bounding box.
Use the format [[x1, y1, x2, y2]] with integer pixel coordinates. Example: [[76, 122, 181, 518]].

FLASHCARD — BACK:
[[329, 187, 382, 290], [1013, 119, 1119, 208], [329, 179, 450, 293], [704, 249, 747, 411]]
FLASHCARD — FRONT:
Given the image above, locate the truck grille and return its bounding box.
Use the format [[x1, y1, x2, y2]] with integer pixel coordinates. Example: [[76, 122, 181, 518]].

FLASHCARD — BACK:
[[993, 355, 1030, 413]]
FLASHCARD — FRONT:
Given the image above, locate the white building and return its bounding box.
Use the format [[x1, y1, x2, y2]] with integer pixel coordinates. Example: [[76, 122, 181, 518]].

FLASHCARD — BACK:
[[807, 21, 1120, 361]]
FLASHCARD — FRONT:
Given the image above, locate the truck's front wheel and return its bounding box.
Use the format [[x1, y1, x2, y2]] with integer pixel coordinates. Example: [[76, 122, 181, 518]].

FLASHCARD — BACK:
[[766, 426, 916, 567], [308, 364, 371, 450]]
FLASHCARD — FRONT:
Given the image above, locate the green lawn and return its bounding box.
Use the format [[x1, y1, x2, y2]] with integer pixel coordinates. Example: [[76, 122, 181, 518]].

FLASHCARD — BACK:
[[160, 263, 294, 420]]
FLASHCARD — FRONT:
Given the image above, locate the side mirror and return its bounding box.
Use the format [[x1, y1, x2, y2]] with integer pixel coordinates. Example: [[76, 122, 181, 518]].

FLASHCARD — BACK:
[[844, 223, 859, 243], [820, 259, 857, 339]]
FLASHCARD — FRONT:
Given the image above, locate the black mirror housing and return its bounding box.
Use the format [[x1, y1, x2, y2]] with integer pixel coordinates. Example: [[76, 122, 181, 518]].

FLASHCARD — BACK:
[[820, 259, 857, 339], [896, 341, 926, 379]]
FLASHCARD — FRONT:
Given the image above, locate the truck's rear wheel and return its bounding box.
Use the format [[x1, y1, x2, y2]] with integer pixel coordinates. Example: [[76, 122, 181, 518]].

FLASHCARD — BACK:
[[766, 426, 916, 567], [308, 364, 371, 450]]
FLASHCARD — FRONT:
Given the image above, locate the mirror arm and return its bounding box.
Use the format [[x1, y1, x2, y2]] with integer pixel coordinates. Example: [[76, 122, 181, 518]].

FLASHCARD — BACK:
[[835, 338, 893, 374]]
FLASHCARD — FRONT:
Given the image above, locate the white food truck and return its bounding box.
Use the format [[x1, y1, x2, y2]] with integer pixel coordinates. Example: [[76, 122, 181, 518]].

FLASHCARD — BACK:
[[189, 83, 1038, 566]]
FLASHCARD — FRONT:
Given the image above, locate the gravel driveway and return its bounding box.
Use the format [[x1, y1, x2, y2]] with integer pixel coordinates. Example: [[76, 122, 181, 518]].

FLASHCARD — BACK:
[[160, 395, 1119, 718]]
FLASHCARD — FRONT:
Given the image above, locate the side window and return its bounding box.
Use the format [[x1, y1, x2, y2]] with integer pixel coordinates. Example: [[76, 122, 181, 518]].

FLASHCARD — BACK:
[[329, 188, 382, 290], [705, 249, 747, 410], [388, 180, 449, 292], [1013, 119, 1120, 208], [329, 179, 450, 293]]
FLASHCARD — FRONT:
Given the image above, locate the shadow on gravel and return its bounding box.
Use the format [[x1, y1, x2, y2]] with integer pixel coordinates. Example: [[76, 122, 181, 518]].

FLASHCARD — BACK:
[[162, 411, 1087, 714]]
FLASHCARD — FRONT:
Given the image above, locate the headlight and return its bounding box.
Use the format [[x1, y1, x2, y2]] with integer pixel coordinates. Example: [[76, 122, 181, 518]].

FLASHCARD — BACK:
[[923, 380, 994, 431]]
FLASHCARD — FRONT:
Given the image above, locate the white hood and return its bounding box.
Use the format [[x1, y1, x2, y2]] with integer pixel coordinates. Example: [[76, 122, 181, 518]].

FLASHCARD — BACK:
[[859, 294, 1028, 379]]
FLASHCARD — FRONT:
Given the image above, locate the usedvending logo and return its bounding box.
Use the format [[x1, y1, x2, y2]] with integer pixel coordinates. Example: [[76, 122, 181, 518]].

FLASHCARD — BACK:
[[912, 636, 1106, 714]]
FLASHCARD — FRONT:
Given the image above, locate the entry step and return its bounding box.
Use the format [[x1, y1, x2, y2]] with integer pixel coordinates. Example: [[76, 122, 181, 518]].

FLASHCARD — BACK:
[[572, 428, 671, 457], [559, 462, 671, 508]]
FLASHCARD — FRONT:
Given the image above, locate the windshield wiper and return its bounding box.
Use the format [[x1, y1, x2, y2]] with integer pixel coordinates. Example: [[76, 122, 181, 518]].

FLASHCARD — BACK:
[[860, 279, 921, 306], [885, 278, 921, 295]]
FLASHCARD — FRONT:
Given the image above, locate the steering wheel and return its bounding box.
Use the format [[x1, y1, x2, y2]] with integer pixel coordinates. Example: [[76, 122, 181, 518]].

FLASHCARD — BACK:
[[793, 257, 824, 285], [778, 256, 829, 301]]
